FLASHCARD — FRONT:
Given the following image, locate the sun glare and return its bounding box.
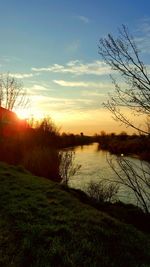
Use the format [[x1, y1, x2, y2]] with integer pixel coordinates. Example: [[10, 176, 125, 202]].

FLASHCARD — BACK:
[[15, 109, 30, 119], [15, 108, 43, 120]]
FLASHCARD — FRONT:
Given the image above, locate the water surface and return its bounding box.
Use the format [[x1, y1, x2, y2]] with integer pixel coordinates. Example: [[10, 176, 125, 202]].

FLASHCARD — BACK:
[[68, 143, 149, 206]]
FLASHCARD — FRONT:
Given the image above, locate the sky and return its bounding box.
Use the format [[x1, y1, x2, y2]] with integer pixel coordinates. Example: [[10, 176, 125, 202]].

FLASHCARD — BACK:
[[0, 0, 150, 135]]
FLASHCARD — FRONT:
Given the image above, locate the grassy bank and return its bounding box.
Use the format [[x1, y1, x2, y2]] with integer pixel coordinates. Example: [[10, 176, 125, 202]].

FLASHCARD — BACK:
[[0, 162, 150, 267]]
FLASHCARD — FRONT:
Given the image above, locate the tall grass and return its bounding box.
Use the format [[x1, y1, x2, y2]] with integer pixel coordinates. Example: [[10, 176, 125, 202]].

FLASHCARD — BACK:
[[0, 116, 62, 182], [22, 146, 61, 182]]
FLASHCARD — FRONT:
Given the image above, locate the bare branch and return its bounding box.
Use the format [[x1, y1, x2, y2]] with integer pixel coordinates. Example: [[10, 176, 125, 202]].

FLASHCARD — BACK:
[[107, 156, 150, 213], [99, 25, 150, 134], [0, 73, 29, 111], [59, 151, 81, 185]]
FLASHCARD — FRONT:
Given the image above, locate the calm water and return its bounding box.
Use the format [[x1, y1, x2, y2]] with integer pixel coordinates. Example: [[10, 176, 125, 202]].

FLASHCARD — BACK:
[[68, 143, 149, 205]]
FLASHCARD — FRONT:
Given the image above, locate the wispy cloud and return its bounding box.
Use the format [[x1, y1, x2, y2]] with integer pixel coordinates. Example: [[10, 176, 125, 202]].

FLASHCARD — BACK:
[[75, 15, 90, 24], [81, 90, 105, 97], [30, 84, 48, 91], [9, 73, 35, 79], [32, 60, 112, 76], [27, 84, 53, 96], [138, 17, 150, 33], [135, 17, 150, 53], [53, 79, 112, 89], [31, 94, 95, 112]]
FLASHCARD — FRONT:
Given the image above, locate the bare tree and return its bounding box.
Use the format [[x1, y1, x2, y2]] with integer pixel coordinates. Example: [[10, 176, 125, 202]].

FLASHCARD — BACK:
[[0, 73, 29, 111], [86, 180, 119, 203], [59, 151, 81, 186], [98, 25, 150, 134], [108, 157, 150, 213], [99, 25, 150, 213]]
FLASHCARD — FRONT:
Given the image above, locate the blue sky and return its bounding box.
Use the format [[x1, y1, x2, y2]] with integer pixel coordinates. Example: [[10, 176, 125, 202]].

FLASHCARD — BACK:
[[0, 0, 150, 134]]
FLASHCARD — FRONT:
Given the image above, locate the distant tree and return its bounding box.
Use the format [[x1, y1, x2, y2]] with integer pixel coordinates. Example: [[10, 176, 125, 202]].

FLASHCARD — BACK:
[[0, 73, 29, 111], [37, 117, 60, 136], [34, 117, 60, 148], [100, 130, 106, 136], [98, 25, 150, 135]]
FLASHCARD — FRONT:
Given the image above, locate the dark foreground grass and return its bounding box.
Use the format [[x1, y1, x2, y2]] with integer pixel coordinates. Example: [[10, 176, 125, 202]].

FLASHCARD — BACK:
[[0, 162, 150, 267]]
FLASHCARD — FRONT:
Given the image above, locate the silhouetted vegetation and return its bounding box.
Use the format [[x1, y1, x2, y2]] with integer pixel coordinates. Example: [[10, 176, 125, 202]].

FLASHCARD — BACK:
[[96, 131, 150, 162], [0, 113, 62, 181], [59, 151, 81, 185], [0, 109, 94, 182], [108, 157, 150, 213], [99, 25, 150, 135], [86, 180, 119, 203], [59, 132, 93, 148], [98, 25, 150, 214], [0, 73, 29, 110]]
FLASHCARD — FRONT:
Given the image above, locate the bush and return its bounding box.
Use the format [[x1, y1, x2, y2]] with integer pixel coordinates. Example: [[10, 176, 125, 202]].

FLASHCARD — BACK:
[[59, 151, 81, 185], [86, 180, 119, 203]]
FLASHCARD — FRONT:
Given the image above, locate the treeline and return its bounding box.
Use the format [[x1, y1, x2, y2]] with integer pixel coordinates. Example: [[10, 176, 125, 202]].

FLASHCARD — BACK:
[[0, 117, 93, 182], [95, 131, 150, 162], [60, 132, 93, 148], [1, 112, 149, 183]]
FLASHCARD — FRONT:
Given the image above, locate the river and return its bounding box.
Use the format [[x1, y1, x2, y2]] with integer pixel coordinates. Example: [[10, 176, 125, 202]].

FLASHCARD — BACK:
[[68, 143, 149, 207]]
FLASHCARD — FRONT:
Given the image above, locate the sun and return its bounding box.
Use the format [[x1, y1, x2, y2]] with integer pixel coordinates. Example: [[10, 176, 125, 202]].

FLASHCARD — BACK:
[[15, 107, 45, 120], [15, 108, 31, 120]]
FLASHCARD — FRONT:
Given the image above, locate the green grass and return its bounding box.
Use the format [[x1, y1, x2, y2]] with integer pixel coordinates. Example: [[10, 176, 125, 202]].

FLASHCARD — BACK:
[[0, 162, 150, 267]]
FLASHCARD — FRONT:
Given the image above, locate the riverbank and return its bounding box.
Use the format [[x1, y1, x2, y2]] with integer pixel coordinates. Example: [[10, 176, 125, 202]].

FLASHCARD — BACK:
[[96, 133, 150, 162], [0, 162, 150, 267]]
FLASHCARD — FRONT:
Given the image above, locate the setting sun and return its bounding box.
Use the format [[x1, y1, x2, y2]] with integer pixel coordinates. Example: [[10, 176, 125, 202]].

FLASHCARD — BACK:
[[15, 107, 44, 120], [15, 108, 30, 119]]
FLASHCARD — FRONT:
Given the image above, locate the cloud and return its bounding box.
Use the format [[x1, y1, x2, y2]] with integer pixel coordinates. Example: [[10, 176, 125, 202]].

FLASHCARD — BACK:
[[138, 17, 150, 33], [135, 17, 150, 53], [30, 94, 96, 113], [81, 90, 106, 97], [26, 84, 53, 96], [75, 15, 90, 24], [30, 84, 48, 91], [53, 79, 113, 89], [32, 60, 112, 76], [9, 73, 35, 79]]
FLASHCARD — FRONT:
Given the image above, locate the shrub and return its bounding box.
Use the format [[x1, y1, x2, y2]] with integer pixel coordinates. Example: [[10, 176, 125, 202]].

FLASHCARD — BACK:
[[86, 180, 119, 203], [59, 151, 81, 185]]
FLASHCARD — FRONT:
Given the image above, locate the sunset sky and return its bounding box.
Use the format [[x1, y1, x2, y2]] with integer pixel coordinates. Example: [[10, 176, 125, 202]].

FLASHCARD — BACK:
[[0, 0, 150, 135]]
